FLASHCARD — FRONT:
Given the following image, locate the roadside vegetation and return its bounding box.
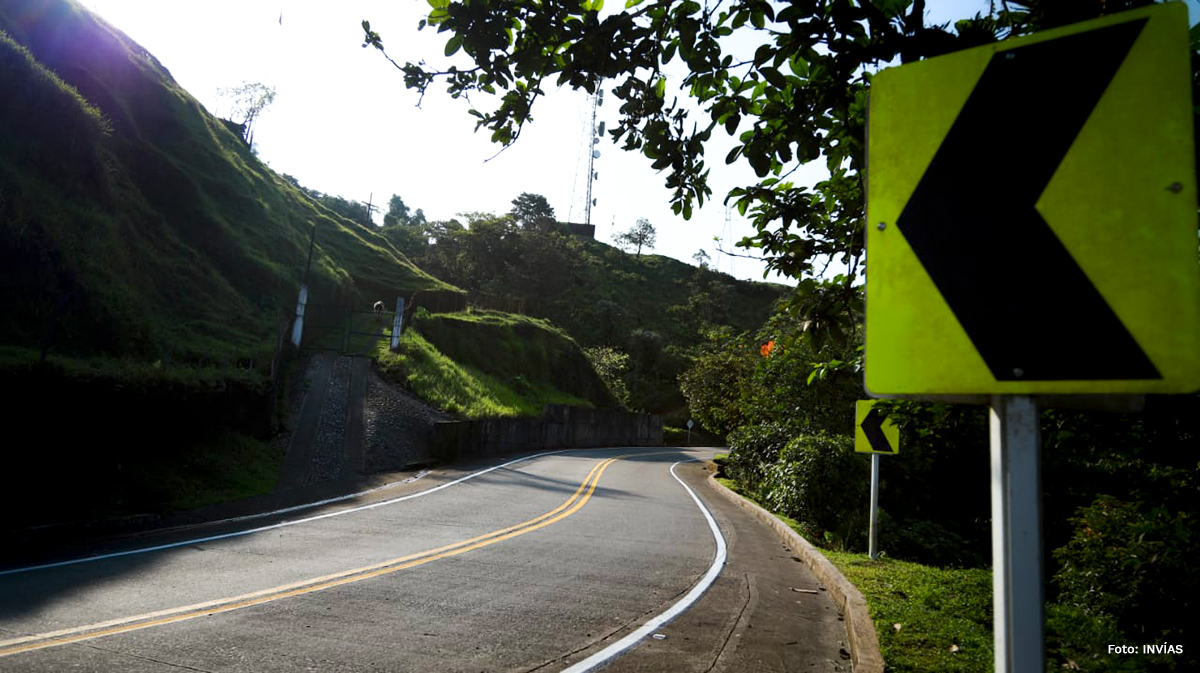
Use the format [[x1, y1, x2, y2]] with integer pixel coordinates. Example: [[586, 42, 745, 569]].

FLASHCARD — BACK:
[[379, 202, 787, 423], [0, 3, 451, 373], [0, 0, 455, 529], [695, 309, 1198, 671], [374, 310, 600, 418]]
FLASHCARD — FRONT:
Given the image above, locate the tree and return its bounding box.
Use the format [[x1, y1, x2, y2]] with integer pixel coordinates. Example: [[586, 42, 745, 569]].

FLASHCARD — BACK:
[[361, 0, 1158, 345], [510, 192, 556, 231], [616, 218, 656, 257], [692, 249, 711, 268], [215, 81, 276, 144], [384, 194, 412, 227]]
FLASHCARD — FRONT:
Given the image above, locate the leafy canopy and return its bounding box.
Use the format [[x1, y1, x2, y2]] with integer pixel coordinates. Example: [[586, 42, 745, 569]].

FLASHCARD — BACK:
[[215, 81, 275, 142], [510, 191, 557, 230], [615, 217, 656, 256], [360, 1, 1149, 311]]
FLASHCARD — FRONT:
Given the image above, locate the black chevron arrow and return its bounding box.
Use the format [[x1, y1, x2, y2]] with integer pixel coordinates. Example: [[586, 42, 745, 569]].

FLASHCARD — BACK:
[[896, 18, 1161, 381], [860, 407, 895, 454]]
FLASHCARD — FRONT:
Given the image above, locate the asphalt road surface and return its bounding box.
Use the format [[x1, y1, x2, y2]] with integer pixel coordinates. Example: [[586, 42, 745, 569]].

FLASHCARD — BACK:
[[0, 447, 847, 672]]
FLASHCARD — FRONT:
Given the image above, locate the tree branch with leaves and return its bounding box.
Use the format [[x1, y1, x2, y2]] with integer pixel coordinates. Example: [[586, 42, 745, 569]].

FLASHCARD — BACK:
[[362, 0, 1168, 348]]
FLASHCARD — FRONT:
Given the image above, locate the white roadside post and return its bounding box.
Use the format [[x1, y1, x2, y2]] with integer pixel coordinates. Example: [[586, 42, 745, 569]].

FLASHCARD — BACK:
[[290, 284, 308, 347], [390, 297, 405, 351]]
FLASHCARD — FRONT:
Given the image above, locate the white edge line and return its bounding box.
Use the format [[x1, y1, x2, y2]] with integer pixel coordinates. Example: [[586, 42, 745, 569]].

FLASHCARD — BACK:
[[1, 451, 571, 576], [561, 458, 728, 673]]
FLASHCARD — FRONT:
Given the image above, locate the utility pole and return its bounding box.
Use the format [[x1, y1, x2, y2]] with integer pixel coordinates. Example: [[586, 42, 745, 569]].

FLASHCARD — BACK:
[[365, 192, 379, 225]]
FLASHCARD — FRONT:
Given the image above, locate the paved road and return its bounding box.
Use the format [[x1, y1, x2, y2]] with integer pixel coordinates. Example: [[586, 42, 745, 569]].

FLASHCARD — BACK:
[[0, 448, 847, 671]]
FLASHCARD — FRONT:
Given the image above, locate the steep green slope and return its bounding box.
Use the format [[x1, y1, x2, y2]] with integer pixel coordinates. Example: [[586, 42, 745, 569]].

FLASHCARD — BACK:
[[0, 0, 456, 368], [393, 217, 790, 416], [376, 310, 617, 418]]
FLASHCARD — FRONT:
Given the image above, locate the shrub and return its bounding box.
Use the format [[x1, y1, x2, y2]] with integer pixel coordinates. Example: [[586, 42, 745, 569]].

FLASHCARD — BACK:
[[1045, 603, 1156, 673], [1053, 496, 1196, 655], [760, 432, 869, 548], [725, 421, 792, 491], [880, 516, 987, 568]]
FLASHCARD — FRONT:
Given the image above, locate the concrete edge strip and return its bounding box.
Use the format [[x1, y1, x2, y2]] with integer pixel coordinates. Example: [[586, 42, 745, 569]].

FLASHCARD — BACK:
[[0, 451, 574, 577], [706, 473, 885, 673], [562, 459, 728, 673]]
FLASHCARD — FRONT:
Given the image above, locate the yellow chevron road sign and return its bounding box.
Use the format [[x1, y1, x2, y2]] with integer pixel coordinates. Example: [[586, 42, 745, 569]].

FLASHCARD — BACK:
[[865, 3, 1200, 396], [855, 400, 899, 455]]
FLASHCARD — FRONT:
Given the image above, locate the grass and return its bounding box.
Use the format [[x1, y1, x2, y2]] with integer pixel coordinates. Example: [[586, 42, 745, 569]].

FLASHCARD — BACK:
[[116, 431, 283, 515], [1, 0, 456, 369], [411, 310, 618, 409], [0, 345, 284, 529], [2, 428, 283, 529], [823, 550, 994, 672], [715, 473, 995, 672], [0, 344, 264, 387], [374, 328, 592, 418]]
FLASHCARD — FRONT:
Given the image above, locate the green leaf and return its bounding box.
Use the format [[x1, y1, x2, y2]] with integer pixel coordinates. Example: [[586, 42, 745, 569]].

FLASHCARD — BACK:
[[427, 0, 449, 8], [869, 0, 912, 19], [760, 67, 787, 89], [445, 36, 462, 56], [788, 54, 809, 78], [753, 44, 773, 67]]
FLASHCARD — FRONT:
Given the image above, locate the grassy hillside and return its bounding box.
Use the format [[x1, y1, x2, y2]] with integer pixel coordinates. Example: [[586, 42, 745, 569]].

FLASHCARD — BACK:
[[376, 310, 615, 418], [0, 0, 456, 370], [0, 0, 472, 528], [394, 216, 790, 417]]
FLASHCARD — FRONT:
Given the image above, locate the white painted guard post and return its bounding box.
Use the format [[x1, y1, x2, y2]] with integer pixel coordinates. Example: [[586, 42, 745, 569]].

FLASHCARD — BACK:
[[390, 297, 405, 351], [989, 395, 1044, 673], [290, 284, 308, 347]]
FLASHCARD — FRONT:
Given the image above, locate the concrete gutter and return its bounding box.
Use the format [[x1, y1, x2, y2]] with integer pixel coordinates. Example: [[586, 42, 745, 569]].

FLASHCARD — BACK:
[[707, 472, 885, 673]]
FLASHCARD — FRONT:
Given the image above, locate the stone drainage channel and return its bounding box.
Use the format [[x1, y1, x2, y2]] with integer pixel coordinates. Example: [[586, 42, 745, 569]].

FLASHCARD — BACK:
[[280, 353, 452, 488]]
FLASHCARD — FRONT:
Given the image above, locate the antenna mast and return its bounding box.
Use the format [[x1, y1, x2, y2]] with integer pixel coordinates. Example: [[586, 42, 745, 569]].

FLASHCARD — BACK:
[[585, 90, 604, 226]]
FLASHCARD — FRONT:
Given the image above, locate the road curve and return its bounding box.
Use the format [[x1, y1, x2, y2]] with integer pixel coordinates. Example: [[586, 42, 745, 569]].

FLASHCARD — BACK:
[[1, 448, 737, 672]]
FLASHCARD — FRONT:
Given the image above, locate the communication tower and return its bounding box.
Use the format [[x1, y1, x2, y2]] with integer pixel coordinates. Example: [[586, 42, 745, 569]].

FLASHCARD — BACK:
[[585, 90, 604, 225]]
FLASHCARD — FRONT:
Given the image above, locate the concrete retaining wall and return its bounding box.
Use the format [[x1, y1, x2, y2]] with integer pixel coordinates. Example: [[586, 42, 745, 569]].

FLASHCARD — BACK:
[[431, 405, 662, 463]]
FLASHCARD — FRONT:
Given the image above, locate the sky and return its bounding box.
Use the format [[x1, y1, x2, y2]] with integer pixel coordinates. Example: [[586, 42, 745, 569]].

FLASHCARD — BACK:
[[79, 0, 1190, 284]]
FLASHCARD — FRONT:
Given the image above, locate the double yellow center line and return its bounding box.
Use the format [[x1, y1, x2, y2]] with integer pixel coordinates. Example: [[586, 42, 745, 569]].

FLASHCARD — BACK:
[[0, 456, 623, 658]]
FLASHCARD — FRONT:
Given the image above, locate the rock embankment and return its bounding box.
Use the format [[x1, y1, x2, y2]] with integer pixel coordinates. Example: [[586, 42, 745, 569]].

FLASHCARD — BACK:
[[363, 364, 453, 472], [282, 353, 451, 487]]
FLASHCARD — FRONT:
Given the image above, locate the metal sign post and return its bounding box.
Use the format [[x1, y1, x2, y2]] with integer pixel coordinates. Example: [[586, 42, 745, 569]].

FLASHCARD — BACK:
[[855, 400, 900, 561], [686, 419, 693, 445], [990, 395, 1044, 673], [868, 453, 881, 560]]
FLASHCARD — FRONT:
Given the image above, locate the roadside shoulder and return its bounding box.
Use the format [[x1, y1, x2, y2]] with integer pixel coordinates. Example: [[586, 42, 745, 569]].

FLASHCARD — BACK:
[[705, 470, 885, 673]]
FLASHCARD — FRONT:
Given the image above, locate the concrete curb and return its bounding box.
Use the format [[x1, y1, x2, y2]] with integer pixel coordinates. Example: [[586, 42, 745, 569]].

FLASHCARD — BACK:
[[706, 472, 885, 673]]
